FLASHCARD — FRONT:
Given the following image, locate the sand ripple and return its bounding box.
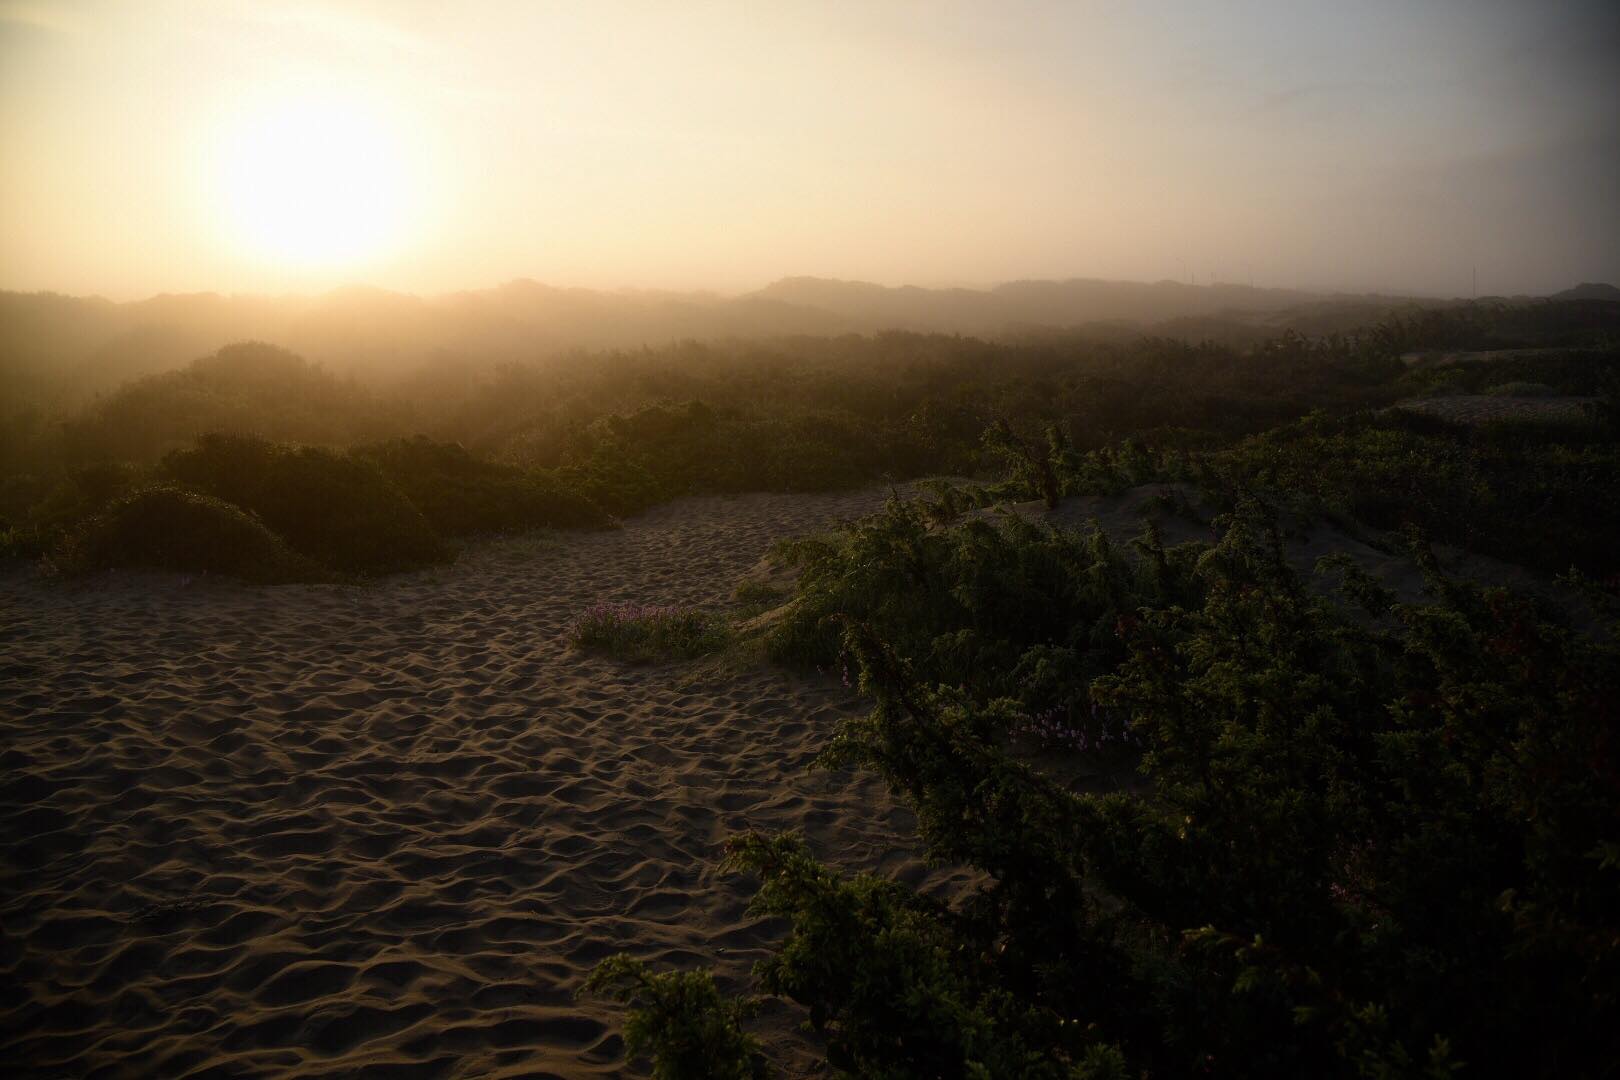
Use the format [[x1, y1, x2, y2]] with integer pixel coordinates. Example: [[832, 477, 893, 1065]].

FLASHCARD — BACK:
[[1, 489, 956, 1078]]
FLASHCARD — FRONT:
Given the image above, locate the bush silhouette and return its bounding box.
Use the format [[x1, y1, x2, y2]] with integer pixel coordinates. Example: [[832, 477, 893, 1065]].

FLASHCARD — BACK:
[[61, 342, 389, 463], [353, 436, 612, 534], [164, 434, 451, 575], [53, 487, 318, 582]]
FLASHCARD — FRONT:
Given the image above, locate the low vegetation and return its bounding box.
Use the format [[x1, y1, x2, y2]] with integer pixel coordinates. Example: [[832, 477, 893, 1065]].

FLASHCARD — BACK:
[[2, 431, 617, 581], [4, 298, 1615, 585], [50, 487, 318, 583], [570, 602, 732, 664], [164, 434, 452, 575], [594, 508, 1620, 1076], [53, 342, 400, 463], [584, 957, 767, 1080], [577, 299, 1620, 1075], [354, 436, 614, 534], [1211, 410, 1620, 577]]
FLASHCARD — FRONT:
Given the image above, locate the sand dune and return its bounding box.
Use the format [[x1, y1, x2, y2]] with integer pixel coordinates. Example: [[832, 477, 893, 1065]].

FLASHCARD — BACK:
[[1, 489, 967, 1078]]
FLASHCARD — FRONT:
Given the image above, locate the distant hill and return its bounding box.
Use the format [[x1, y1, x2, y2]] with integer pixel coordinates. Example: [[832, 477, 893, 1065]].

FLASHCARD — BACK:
[[1549, 282, 1620, 302], [749, 276, 1338, 333], [15, 274, 1596, 408], [0, 282, 860, 407]]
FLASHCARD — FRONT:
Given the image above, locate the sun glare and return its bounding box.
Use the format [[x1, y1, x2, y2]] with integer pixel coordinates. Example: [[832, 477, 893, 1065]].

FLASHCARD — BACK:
[[213, 93, 416, 268]]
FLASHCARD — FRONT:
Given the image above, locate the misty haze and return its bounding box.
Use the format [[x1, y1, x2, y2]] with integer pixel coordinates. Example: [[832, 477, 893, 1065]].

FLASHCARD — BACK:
[[2, 3, 1617, 1078]]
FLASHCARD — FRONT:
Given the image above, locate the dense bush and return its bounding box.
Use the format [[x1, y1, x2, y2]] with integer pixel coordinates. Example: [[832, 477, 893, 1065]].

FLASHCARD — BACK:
[[549, 402, 916, 516], [3, 430, 625, 580], [584, 956, 767, 1079], [51, 487, 318, 582], [596, 508, 1619, 1077], [7, 300, 1615, 567], [58, 342, 398, 463], [973, 406, 1620, 580], [353, 435, 613, 533], [1209, 410, 1620, 577], [0, 461, 144, 559], [163, 434, 451, 575], [765, 496, 1201, 750]]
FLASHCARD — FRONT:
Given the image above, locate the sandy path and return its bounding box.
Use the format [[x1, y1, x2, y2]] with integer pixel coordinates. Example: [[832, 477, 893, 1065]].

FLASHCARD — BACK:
[[0, 488, 949, 1079]]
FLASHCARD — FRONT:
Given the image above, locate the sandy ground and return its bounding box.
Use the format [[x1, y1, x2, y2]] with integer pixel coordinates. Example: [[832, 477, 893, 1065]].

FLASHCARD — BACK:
[[3, 482, 1585, 1078], [1, 487, 968, 1079]]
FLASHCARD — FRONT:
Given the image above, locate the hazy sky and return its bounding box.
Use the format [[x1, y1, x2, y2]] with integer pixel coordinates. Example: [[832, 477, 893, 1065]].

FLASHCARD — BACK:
[[2, 0, 1616, 300]]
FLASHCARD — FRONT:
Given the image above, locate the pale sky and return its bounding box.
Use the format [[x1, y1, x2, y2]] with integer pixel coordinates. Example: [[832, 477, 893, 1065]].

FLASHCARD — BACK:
[[2, 0, 1616, 300]]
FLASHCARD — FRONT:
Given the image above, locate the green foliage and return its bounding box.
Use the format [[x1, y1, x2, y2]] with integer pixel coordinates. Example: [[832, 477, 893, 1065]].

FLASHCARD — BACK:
[[2, 431, 619, 579], [0, 525, 34, 561], [724, 830, 1116, 1080], [1209, 410, 1620, 576], [1371, 299, 1620, 354], [59, 342, 395, 462], [50, 486, 319, 582], [1082, 521, 1617, 1073], [0, 461, 144, 560], [8, 304, 1615, 584], [552, 401, 912, 516], [353, 435, 613, 534], [733, 579, 789, 619], [163, 433, 451, 575], [766, 496, 1201, 746], [570, 602, 731, 663], [601, 500, 1619, 1077], [983, 420, 1072, 509], [1589, 367, 1620, 433], [584, 955, 768, 1080]]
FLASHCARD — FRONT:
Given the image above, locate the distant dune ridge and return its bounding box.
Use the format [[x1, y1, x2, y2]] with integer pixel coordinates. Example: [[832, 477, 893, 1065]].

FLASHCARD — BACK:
[[1548, 282, 1620, 302], [0, 274, 1506, 398]]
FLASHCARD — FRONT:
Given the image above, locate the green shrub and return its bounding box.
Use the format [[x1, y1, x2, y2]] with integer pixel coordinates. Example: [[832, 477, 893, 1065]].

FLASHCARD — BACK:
[[1398, 346, 1619, 398], [764, 496, 1202, 731], [733, 579, 788, 618], [1207, 410, 1620, 576], [0, 524, 44, 561], [0, 462, 147, 560], [24, 461, 142, 526], [51, 486, 318, 582], [584, 956, 768, 1080], [354, 435, 613, 533], [600, 512, 1619, 1076], [164, 433, 451, 575], [983, 419, 1070, 508], [570, 602, 731, 663], [546, 401, 918, 515], [59, 342, 393, 463], [0, 472, 52, 527]]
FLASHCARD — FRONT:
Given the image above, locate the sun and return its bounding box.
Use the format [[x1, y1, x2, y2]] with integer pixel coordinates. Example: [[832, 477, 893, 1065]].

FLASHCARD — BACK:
[[213, 92, 417, 268]]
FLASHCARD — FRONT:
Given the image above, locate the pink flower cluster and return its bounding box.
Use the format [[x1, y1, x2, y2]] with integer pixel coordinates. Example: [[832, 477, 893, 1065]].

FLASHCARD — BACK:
[[588, 601, 688, 620], [573, 601, 692, 630]]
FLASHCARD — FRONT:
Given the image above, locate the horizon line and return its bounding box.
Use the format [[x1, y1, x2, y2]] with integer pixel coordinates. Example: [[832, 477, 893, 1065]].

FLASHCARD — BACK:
[[0, 271, 1501, 307]]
